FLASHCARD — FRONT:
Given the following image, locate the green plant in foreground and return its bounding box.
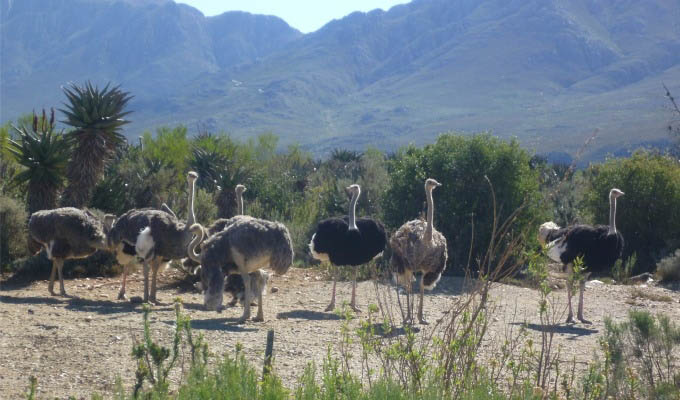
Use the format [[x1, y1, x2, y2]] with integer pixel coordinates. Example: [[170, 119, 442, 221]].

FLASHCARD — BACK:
[[131, 299, 207, 397]]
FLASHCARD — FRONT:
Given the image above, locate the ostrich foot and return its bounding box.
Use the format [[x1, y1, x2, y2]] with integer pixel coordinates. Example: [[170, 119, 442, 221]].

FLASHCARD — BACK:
[[418, 317, 429, 325], [117, 291, 127, 300], [252, 315, 264, 322], [59, 288, 67, 296], [566, 315, 575, 324], [48, 286, 57, 296], [350, 305, 362, 313], [324, 302, 335, 312], [578, 316, 592, 325], [236, 316, 248, 324]]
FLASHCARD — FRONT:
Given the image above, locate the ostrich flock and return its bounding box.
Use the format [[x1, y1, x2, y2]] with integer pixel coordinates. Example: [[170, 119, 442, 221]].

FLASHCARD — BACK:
[[26, 171, 625, 325]]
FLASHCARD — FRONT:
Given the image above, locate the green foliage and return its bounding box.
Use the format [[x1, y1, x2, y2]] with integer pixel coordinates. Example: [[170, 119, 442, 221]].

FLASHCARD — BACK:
[[612, 253, 637, 284], [0, 195, 28, 272], [656, 249, 680, 282], [6, 110, 71, 213], [131, 301, 208, 398], [384, 134, 542, 271], [60, 81, 132, 208], [582, 310, 680, 399], [585, 152, 680, 272], [141, 126, 191, 179]]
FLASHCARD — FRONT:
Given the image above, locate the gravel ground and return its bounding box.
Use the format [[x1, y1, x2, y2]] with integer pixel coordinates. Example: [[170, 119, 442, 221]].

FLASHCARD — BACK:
[[1, 266, 679, 399]]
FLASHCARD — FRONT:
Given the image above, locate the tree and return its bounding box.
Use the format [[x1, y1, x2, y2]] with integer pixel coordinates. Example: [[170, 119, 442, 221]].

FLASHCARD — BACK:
[[383, 134, 542, 272], [60, 81, 132, 208], [6, 109, 71, 213], [585, 151, 680, 272]]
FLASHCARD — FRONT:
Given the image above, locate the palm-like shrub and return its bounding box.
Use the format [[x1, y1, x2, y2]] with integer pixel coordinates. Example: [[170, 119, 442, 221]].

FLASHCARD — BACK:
[[60, 81, 132, 208], [6, 110, 71, 213]]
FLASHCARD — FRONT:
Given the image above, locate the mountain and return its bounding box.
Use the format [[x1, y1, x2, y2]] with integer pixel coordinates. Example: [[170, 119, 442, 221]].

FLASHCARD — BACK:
[[2, 0, 679, 161]]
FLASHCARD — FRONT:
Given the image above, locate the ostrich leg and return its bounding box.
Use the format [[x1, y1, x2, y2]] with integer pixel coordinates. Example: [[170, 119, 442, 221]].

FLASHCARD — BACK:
[[566, 270, 574, 323], [325, 264, 337, 312], [238, 272, 252, 323], [418, 276, 428, 325], [350, 269, 361, 313], [142, 259, 150, 303], [118, 264, 129, 300], [254, 280, 265, 322], [55, 258, 67, 296], [577, 279, 591, 324], [48, 259, 58, 296], [150, 258, 164, 304]]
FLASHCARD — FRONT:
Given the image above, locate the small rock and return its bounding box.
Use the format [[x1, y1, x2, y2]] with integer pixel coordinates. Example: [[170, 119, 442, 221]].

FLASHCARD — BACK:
[[85, 316, 93, 322], [270, 287, 279, 293], [28, 309, 34, 314]]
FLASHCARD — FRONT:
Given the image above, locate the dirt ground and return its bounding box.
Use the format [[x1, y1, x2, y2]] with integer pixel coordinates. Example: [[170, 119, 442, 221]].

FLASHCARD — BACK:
[[1, 266, 679, 399]]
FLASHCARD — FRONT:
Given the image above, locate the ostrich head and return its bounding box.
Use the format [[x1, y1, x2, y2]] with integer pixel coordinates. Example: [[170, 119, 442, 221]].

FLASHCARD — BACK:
[[235, 184, 246, 195], [345, 184, 361, 197], [425, 178, 442, 191], [202, 266, 224, 312], [187, 171, 198, 183], [609, 188, 624, 199]]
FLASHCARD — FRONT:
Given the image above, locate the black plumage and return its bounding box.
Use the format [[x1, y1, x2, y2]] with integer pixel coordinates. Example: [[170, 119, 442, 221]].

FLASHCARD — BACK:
[[549, 224, 624, 274], [311, 216, 386, 266]]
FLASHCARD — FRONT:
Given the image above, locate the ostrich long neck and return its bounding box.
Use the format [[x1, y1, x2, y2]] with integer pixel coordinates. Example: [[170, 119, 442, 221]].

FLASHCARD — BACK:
[[425, 187, 435, 243], [348, 190, 359, 231], [236, 191, 244, 215], [187, 224, 204, 263], [609, 195, 617, 234], [187, 178, 196, 226]]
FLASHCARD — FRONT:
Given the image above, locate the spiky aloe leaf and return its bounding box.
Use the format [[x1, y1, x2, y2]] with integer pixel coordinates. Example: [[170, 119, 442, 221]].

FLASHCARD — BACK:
[[6, 110, 71, 213], [60, 81, 133, 207]]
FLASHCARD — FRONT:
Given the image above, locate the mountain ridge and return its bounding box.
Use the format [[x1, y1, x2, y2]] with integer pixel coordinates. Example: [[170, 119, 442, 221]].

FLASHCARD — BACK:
[[2, 0, 679, 161]]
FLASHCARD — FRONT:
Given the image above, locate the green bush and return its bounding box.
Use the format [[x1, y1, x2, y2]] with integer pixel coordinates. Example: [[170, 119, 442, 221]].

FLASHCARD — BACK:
[[582, 310, 680, 399], [656, 249, 680, 282], [585, 152, 680, 273], [0, 195, 28, 272], [383, 134, 542, 272]]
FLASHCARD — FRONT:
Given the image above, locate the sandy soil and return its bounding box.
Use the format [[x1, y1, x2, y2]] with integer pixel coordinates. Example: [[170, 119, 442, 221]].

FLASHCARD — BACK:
[[1, 267, 679, 399]]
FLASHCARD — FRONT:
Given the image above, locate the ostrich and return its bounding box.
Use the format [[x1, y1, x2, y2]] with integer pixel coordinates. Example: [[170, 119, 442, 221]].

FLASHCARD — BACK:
[[27, 208, 115, 296], [108, 203, 176, 300], [184, 183, 264, 307], [187, 217, 294, 323], [547, 188, 625, 323], [390, 178, 448, 324], [309, 184, 387, 313], [134, 171, 199, 303]]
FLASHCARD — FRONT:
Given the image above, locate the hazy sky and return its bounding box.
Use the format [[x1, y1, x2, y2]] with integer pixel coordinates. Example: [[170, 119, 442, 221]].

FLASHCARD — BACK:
[[177, 0, 410, 33]]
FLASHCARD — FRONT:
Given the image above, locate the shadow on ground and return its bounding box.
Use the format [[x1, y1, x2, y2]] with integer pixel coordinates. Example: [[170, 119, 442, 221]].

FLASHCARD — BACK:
[[276, 309, 342, 321], [174, 317, 258, 332], [511, 322, 598, 338]]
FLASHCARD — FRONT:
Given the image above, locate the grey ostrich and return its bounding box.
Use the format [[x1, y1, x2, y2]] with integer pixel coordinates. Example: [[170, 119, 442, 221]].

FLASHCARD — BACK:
[[28, 207, 115, 296], [133, 171, 199, 303], [186, 184, 268, 308], [390, 178, 448, 324], [187, 216, 294, 323], [108, 203, 176, 300]]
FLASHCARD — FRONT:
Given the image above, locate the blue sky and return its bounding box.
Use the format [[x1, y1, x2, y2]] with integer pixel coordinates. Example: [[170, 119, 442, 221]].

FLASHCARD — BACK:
[[177, 0, 410, 33]]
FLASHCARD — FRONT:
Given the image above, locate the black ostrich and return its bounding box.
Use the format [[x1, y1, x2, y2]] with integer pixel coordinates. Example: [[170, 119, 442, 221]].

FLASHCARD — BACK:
[[309, 184, 386, 312], [547, 188, 625, 324]]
